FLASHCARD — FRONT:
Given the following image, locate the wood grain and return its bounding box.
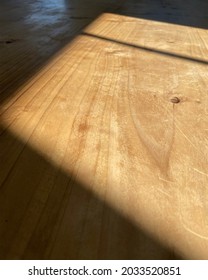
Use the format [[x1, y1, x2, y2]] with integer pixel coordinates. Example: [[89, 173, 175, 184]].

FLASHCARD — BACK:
[[0, 0, 208, 259]]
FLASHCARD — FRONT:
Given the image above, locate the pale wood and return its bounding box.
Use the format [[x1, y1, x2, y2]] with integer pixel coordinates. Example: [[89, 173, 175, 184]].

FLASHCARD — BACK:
[[0, 0, 208, 259]]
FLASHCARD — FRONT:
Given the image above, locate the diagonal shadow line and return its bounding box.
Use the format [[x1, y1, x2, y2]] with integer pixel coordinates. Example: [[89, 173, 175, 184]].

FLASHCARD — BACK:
[[0, 126, 183, 260], [82, 32, 208, 65]]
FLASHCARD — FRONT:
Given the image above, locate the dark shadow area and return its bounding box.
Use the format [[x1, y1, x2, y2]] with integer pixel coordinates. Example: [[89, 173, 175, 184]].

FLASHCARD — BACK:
[[83, 32, 208, 65], [115, 0, 208, 29], [0, 126, 182, 260]]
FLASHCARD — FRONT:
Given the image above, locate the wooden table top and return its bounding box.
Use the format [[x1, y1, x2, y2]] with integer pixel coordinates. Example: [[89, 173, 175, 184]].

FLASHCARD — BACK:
[[0, 0, 208, 259]]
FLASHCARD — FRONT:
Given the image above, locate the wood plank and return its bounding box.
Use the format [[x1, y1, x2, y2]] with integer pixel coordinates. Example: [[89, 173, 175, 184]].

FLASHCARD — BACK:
[[0, 0, 208, 259]]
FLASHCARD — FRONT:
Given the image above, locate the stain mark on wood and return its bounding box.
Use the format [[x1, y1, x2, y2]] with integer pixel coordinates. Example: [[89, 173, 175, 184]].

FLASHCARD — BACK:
[[78, 123, 89, 133]]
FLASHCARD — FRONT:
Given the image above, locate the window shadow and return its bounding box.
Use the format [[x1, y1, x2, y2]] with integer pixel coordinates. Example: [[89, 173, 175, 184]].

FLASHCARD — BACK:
[[0, 126, 182, 260]]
